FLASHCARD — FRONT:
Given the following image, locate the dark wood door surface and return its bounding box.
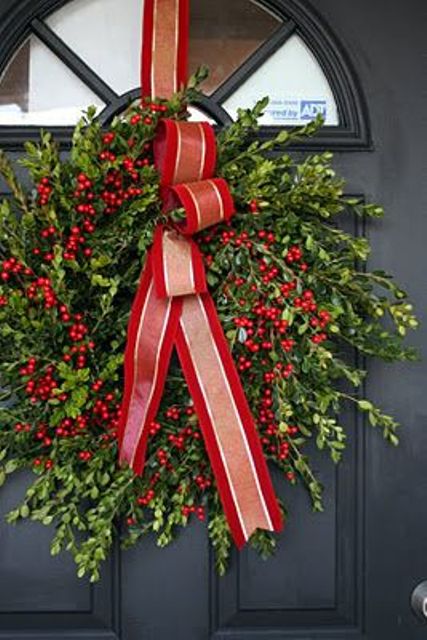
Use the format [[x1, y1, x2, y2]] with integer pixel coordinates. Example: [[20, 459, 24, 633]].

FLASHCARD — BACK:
[[0, 1, 426, 639]]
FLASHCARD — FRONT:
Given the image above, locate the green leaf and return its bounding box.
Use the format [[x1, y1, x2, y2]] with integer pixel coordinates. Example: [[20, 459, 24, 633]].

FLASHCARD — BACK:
[[20, 505, 30, 518]]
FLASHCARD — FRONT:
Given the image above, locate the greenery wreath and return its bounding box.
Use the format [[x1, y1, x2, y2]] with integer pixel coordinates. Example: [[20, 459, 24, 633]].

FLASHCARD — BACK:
[[0, 73, 417, 580]]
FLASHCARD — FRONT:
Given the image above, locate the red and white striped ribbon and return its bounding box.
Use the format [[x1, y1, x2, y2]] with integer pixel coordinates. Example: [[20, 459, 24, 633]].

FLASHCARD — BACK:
[[141, 0, 189, 99], [119, 0, 283, 546]]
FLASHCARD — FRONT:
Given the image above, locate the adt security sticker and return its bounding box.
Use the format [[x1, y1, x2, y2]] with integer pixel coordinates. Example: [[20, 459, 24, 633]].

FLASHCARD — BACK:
[[300, 100, 327, 120], [264, 98, 327, 123]]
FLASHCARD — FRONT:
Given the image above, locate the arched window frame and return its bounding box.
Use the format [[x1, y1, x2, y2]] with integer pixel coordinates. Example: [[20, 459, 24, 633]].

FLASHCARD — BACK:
[[0, 0, 370, 150]]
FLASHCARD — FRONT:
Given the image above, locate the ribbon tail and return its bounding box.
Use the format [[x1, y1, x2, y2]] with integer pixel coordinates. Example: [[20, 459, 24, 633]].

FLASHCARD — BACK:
[[175, 293, 283, 547], [119, 253, 182, 474]]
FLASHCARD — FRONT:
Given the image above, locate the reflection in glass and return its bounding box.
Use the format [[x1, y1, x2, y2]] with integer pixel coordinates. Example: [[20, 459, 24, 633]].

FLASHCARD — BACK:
[[0, 41, 30, 114], [0, 36, 104, 125], [189, 0, 281, 94], [224, 35, 339, 126]]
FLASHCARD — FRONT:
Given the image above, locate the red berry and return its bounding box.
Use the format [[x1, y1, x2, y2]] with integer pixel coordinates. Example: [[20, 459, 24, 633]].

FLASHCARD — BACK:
[[102, 132, 115, 145], [249, 199, 258, 213]]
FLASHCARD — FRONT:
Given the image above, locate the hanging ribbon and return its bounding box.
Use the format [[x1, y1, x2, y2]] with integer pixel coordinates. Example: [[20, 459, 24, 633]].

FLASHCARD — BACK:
[[119, 0, 283, 547]]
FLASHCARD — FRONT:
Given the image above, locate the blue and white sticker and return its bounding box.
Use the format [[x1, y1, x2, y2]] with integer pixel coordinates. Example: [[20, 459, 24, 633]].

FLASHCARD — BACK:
[[265, 98, 327, 123], [300, 100, 327, 120]]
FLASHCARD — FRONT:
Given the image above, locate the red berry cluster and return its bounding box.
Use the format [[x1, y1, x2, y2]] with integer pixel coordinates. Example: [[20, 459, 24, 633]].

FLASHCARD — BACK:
[[101, 168, 144, 215], [219, 228, 253, 249], [1, 256, 32, 281], [194, 473, 212, 491], [165, 405, 181, 420], [73, 172, 98, 218], [156, 448, 170, 467], [135, 471, 161, 510], [144, 101, 169, 115], [37, 177, 52, 206], [237, 354, 253, 372], [63, 225, 93, 261], [285, 244, 308, 272], [92, 391, 120, 433], [14, 422, 31, 433], [40, 225, 56, 240], [78, 450, 92, 462], [91, 379, 103, 393], [153, 408, 202, 468], [62, 341, 95, 369], [19, 356, 37, 377], [137, 488, 155, 506], [182, 504, 205, 520], [232, 305, 294, 377], [37, 225, 58, 262], [20, 362, 58, 404], [293, 289, 317, 313], [257, 387, 299, 477], [130, 101, 167, 127], [99, 149, 116, 163], [56, 415, 88, 438], [280, 281, 297, 297], [35, 422, 54, 448], [167, 422, 201, 449], [69, 316, 89, 341], [148, 421, 161, 436], [27, 277, 57, 309], [311, 309, 331, 328], [257, 229, 276, 247], [33, 457, 54, 470], [259, 258, 279, 284], [102, 132, 115, 145]]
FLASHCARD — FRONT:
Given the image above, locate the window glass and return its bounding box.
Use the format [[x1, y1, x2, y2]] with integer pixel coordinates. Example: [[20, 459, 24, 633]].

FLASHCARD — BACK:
[[189, 0, 281, 95], [0, 36, 104, 125], [47, 0, 143, 96], [223, 34, 339, 126], [46, 0, 281, 96], [187, 106, 214, 124], [0, 1, 339, 127]]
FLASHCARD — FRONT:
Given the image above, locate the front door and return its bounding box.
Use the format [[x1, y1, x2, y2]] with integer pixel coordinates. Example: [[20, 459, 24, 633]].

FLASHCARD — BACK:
[[0, 0, 425, 639]]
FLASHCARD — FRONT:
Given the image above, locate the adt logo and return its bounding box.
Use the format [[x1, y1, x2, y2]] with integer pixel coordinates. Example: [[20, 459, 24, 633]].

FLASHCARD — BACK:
[[300, 100, 327, 120]]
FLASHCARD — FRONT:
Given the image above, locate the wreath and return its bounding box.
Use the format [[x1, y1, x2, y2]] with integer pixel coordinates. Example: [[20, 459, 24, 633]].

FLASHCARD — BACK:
[[0, 73, 417, 580]]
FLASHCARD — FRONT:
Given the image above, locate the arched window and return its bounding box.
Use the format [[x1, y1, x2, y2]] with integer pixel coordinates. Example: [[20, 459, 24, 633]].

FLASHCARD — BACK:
[[0, 0, 369, 148]]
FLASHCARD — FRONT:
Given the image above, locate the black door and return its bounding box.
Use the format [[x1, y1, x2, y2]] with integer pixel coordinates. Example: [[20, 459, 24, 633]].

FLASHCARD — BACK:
[[0, 0, 426, 639]]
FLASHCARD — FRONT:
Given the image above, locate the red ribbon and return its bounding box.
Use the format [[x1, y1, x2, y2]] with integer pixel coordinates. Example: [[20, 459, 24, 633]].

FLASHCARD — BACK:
[[119, 0, 283, 547]]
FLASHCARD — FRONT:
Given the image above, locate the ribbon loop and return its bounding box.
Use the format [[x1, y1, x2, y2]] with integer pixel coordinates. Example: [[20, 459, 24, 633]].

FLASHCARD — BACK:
[[154, 120, 217, 186], [163, 178, 235, 234]]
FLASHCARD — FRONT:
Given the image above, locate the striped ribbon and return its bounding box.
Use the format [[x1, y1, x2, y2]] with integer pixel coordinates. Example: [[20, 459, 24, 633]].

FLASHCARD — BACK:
[[119, 0, 283, 547]]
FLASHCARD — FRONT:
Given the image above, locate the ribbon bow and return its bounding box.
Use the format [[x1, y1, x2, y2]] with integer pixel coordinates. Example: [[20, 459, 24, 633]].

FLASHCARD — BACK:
[[118, 0, 283, 547]]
